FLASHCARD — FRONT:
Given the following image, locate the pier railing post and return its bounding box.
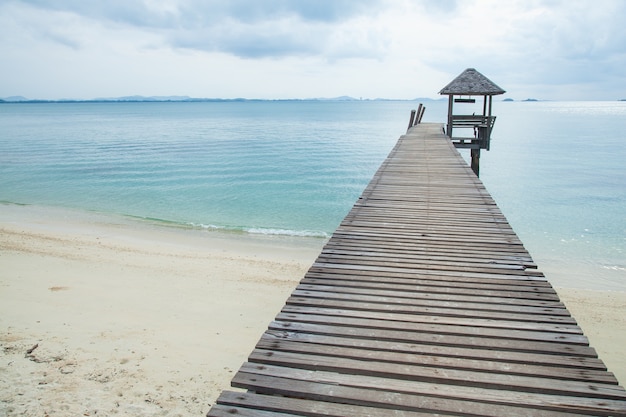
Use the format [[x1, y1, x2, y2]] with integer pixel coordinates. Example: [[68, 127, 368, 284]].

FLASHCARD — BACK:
[[407, 110, 416, 131], [417, 105, 426, 123]]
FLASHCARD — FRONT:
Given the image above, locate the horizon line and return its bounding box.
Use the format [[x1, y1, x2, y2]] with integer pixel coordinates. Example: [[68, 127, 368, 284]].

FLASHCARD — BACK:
[[2, 95, 624, 103]]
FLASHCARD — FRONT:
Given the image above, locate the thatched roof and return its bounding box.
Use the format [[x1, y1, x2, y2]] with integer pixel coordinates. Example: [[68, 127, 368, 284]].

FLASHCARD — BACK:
[[439, 68, 505, 96]]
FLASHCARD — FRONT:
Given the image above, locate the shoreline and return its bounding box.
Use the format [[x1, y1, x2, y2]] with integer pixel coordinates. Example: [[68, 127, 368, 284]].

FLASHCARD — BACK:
[[1, 204, 624, 415]]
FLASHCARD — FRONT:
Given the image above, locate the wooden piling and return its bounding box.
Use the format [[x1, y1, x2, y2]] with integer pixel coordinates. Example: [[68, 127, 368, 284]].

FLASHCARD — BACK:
[[417, 103, 426, 123], [407, 109, 416, 130]]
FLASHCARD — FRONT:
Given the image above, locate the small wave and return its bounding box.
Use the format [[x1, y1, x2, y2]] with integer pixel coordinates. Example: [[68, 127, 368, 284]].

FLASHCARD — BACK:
[[189, 222, 248, 233], [246, 227, 329, 238], [0, 200, 30, 207], [601, 265, 626, 272], [190, 222, 328, 238]]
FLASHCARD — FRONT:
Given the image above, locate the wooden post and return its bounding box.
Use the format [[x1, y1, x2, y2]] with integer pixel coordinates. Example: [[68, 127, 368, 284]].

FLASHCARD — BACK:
[[415, 103, 423, 125], [447, 95, 454, 137], [471, 148, 480, 177], [407, 110, 416, 131], [482, 95, 488, 118], [417, 105, 426, 123]]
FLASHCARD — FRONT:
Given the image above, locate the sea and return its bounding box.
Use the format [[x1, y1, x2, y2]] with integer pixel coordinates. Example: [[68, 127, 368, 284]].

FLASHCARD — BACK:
[[1, 100, 624, 291]]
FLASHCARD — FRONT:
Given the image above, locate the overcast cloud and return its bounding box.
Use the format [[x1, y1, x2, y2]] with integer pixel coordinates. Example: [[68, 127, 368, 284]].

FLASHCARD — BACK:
[[1, 0, 624, 100]]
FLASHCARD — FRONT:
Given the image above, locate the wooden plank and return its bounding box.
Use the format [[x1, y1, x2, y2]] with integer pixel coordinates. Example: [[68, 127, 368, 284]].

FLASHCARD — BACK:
[[311, 261, 547, 281], [268, 321, 597, 357], [324, 234, 533, 255], [213, 391, 439, 417], [299, 277, 557, 301], [248, 349, 623, 398], [304, 268, 550, 289], [295, 284, 565, 309], [233, 364, 626, 416], [209, 403, 303, 417], [316, 250, 536, 268], [302, 271, 552, 293], [273, 313, 589, 345], [314, 253, 533, 273], [255, 337, 616, 384], [286, 296, 577, 325], [262, 331, 608, 370], [288, 289, 570, 319], [280, 305, 582, 334]]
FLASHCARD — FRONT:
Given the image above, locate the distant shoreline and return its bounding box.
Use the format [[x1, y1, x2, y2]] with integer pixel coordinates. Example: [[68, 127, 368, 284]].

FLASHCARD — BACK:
[[3, 96, 626, 104], [0, 96, 446, 104]]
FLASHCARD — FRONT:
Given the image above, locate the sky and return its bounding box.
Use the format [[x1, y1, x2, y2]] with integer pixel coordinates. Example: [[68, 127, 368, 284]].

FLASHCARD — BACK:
[[1, 0, 625, 101]]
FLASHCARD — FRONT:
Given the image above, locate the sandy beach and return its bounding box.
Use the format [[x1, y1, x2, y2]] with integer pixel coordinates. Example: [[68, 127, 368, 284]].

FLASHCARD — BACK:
[[0, 205, 323, 416], [1, 204, 625, 416]]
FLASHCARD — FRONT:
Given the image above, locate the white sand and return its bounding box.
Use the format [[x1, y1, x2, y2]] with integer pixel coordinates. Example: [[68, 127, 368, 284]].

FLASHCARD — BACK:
[[0, 205, 323, 416], [1, 204, 624, 416], [556, 287, 626, 386]]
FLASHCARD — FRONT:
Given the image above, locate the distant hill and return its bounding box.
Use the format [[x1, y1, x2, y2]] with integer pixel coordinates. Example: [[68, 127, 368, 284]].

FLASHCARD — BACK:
[[95, 95, 193, 102], [1, 96, 29, 102], [412, 97, 447, 102], [328, 96, 358, 101]]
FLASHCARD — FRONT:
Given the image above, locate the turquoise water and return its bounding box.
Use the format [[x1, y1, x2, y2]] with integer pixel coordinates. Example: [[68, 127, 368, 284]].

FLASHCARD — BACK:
[[1, 100, 624, 290], [0, 101, 410, 236]]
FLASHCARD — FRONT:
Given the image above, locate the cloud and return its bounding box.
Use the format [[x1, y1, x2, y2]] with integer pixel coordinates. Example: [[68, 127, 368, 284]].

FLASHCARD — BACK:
[[399, 0, 626, 98], [12, 0, 389, 59], [183, 0, 384, 24], [2, 0, 626, 100]]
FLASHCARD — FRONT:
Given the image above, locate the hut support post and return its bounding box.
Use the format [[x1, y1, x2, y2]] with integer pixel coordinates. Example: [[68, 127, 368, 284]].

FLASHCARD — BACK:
[[447, 95, 454, 137], [471, 148, 480, 177]]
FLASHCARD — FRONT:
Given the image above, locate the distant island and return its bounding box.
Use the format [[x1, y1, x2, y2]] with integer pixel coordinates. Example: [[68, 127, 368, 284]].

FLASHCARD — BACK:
[[1, 95, 447, 103]]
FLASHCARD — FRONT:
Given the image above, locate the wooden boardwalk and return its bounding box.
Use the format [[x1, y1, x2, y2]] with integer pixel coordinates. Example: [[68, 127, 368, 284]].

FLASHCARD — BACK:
[[208, 123, 626, 416]]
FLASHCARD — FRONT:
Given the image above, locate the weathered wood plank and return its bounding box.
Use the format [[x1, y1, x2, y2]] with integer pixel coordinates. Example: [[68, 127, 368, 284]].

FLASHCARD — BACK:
[[286, 296, 577, 324], [304, 268, 549, 288], [300, 277, 558, 301], [273, 313, 589, 345], [320, 247, 535, 266], [288, 289, 570, 319], [248, 349, 623, 398], [213, 391, 440, 417], [302, 271, 552, 292], [280, 305, 582, 334], [293, 283, 561, 308], [268, 321, 597, 357], [262, 331, 608, 370], [233, 364, 626, 416], [311, 261, 547, 281], [255, 338, 616, 384]]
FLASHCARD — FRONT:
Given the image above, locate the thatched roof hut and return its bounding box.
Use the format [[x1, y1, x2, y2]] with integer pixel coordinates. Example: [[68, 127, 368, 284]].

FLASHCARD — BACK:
[[438, 68, 505, 176], [439, 68, 505, 96]]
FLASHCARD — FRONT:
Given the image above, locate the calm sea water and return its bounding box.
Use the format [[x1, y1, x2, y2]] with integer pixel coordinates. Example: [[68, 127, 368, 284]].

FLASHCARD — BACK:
[[1, 100, 624, 290]]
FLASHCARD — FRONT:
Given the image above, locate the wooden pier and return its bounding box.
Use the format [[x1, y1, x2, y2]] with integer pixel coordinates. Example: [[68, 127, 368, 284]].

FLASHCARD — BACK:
[[207, 123, 626, 416]]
